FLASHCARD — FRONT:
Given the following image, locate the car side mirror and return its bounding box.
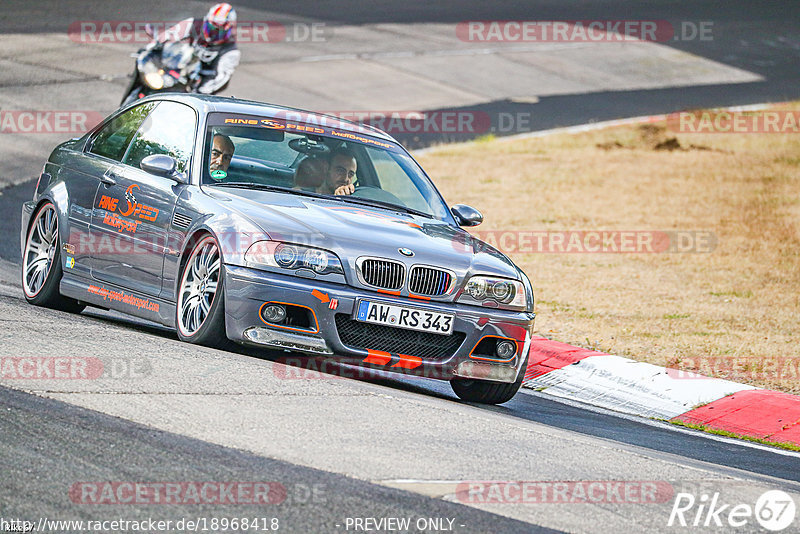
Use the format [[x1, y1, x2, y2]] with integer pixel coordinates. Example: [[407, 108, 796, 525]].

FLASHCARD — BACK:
[[451, 204, 483, 227], [141, 154, 183, 182]]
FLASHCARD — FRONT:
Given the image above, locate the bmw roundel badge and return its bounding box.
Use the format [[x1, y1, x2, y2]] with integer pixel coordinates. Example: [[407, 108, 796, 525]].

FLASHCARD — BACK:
[[398, 248, 414, 257]]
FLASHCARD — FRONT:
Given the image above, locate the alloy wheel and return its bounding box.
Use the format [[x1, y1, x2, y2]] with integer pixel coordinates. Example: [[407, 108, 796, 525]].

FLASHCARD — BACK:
[[177, 238, 221, 336], [23, 204, 58, 298]]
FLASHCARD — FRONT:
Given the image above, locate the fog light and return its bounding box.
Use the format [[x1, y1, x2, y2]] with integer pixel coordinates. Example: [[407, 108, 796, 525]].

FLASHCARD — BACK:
[[495, 340, 516, 359], [262, 304, 287, 324]]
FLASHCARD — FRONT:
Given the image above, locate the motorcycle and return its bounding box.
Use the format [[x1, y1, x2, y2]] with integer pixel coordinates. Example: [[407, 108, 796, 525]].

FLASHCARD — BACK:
[[120, 25, 211, 106]]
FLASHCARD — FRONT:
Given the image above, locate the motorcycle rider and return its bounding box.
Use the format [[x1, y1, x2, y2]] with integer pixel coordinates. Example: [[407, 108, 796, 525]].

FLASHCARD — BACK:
[[163, 3, 241, 94], [122, 3, 240, 102]]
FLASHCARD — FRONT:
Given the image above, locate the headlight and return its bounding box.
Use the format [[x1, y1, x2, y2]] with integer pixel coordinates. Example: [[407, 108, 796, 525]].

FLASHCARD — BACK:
[[457, 275, 527, 311], [245, 240, 343, 276], [302, 248, 329, 273], [275, 244, 299, 268], [464, 277, 487, 299], [143, 71, 164, 90]]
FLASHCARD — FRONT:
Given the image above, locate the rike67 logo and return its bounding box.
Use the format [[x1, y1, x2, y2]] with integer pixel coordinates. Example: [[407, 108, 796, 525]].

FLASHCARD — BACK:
[[669, 490, 796, 531]]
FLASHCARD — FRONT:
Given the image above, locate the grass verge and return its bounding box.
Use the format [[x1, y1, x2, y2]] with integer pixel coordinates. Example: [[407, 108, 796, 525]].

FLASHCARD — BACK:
[[670, 420, 800, 452]]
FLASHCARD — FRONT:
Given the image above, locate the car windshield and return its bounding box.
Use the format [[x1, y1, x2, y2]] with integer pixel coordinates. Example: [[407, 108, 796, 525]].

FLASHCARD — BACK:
[[201, 112, 451, 220]]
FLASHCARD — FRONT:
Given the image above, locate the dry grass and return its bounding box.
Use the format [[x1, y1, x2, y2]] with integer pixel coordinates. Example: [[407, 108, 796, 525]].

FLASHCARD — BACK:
[[416, 105, 800, 393]]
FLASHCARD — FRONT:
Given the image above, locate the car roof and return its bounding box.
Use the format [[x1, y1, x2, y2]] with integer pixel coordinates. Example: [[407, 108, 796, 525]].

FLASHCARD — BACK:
[[137, 93, 399, 144]]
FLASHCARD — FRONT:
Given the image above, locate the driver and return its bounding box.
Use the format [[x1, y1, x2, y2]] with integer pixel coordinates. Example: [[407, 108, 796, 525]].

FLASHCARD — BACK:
[[209, 133, 235, 178], [318, 148, 357, 196]]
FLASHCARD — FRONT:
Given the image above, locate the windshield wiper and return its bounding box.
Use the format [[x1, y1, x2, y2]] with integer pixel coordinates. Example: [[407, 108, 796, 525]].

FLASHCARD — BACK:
[[329, 194, 434, 219]]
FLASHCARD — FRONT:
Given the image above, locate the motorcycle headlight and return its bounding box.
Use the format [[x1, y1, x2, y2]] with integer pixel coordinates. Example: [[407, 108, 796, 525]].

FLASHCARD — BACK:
[[245, 240, 343, 276], [458, 275, 527, 311], [143, 71, 164, 90]]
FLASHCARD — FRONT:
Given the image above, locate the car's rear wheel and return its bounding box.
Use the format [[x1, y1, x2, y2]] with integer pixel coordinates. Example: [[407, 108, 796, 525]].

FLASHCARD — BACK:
[[22, 202, 85, 312], [450, 352, 529, 405], [176, 234, 228, 348]]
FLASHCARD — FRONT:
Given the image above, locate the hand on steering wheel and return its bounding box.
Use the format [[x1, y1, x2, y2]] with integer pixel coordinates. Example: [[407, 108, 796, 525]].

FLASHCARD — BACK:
[[333, 183, 355, 196]]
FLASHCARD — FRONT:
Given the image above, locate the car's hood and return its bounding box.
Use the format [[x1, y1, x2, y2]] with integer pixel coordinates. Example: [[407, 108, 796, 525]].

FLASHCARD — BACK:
[[204, 187, 520, 281]]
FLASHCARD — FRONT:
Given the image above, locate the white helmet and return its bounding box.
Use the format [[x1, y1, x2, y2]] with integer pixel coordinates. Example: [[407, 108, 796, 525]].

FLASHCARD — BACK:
[[202, 3, 237, 45]]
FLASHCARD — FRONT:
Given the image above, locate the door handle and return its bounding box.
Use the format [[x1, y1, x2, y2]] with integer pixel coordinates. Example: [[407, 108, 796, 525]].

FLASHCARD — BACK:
[[101, 172, 117, 186]]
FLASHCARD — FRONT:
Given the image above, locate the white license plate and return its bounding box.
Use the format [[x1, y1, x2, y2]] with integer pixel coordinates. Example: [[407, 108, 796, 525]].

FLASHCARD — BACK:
[[355, 300, 454, 335]]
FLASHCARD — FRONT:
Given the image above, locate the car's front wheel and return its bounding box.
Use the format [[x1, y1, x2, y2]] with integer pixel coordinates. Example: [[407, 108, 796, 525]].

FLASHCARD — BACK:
[[176, 234, 229, 348], [22, 201, 85, 313], [450, 352, 529, 405]]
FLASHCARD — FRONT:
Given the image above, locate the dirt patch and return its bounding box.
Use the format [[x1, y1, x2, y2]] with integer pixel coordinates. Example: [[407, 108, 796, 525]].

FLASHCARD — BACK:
[[654, 137, 682, 151], [594, 125, 715, 152]]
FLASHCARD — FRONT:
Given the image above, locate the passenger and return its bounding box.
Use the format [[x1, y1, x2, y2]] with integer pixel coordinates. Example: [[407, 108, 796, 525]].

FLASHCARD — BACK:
[[209, 133, 234, 178], [318, 148, 357, 196], [294, 156, 329, 191]]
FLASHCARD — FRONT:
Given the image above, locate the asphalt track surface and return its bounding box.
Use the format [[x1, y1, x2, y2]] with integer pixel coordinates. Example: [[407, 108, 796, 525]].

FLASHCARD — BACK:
[[240, 0, 800, 149], [0, 386, 548, 534], [3, 1, 800, 533]]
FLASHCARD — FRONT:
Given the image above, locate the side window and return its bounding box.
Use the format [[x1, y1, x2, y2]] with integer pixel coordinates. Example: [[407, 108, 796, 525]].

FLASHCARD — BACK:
[[123, 101, 197, 174], [88, 103, 156, 161]]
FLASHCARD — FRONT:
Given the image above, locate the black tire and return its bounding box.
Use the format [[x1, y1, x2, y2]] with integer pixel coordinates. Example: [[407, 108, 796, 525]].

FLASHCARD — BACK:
[[21, 202, 85, 313], [450, 351, 529, 405], [176, 234, 229, 349]]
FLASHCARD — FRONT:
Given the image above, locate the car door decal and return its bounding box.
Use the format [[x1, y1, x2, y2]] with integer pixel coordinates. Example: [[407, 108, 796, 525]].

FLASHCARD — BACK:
[[96, 183, 160, 234]]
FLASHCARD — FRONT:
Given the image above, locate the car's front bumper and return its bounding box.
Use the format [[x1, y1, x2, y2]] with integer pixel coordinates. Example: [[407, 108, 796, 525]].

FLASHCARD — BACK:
[[223, 265, 535, 383]]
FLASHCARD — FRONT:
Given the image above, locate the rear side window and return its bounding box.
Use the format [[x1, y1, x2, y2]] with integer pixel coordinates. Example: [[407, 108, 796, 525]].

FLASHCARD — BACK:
[[123, 101, 197, 174], [89, 103, 156, 161]]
